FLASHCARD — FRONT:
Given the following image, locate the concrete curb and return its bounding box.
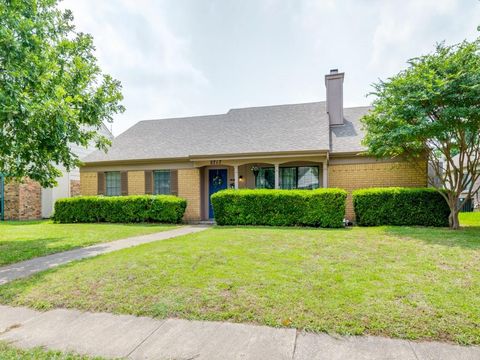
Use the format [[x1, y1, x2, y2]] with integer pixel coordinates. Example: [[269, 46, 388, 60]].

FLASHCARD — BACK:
[[0, 305, 478, 359]]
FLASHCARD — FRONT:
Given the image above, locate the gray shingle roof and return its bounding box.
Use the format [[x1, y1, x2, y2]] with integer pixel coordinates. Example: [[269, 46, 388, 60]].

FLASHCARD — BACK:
[[83, 102, 371, 163], [331, 106, 372, 153]]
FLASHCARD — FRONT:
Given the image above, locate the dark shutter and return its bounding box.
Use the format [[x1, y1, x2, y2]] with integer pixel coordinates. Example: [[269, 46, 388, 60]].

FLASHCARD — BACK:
[[121, 171, 128, 196], [145, 170, 153, 194], [170, 170, 178, 196], [97, 172, 105, 195]]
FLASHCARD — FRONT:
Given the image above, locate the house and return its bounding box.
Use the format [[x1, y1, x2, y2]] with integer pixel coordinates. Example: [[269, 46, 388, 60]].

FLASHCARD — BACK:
[[457, 160, 480, 212], [1, 123, 113, 220], [80, 70, 427, 222]]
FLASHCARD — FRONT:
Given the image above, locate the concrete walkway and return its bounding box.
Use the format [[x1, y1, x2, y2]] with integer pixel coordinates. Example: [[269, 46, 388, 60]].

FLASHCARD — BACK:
[[0, 306, 478, 359], [0, 226, 209, 285]]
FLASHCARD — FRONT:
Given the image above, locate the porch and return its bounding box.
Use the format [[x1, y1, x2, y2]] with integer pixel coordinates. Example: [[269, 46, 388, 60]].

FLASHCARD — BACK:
[[192, 154, 328, 220]]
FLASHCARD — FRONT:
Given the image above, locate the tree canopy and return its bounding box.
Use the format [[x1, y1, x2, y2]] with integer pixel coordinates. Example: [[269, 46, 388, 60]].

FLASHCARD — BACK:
[[0, 0, 124, 187], [362, 37, 480, 229]]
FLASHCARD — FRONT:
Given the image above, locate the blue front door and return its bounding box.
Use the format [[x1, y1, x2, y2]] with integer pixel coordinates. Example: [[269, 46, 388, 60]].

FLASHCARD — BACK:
[[208, 169, 228, 219]]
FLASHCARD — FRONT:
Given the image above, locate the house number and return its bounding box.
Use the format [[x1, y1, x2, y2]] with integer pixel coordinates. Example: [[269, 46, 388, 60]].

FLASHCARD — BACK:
[[210, 160, 222, 165]]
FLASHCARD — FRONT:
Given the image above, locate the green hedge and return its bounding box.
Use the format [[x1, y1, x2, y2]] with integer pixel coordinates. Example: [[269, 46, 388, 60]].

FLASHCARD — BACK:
[[54, 195, 187, 223], [211, 189, 347, 228], [353, 187, 449, 227]]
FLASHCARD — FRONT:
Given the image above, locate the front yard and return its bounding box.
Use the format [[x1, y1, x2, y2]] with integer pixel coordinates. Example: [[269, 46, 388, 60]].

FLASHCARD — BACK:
[[0, 213, 479, 345], [0, 221, 175, 266]]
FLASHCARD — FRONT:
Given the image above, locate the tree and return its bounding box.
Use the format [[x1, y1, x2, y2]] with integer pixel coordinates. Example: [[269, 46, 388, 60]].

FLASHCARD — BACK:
[[0, 0, 124, 187], [362, 37, 480, 229]]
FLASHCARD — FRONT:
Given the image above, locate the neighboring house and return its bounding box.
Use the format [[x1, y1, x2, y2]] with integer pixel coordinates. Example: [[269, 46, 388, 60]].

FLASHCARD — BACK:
[[2, 123, 113, 220], [454, 157, 480, 212], [453, 155, 480, 211], [81, 70, 427, 222], [464, 177, 480, 211]]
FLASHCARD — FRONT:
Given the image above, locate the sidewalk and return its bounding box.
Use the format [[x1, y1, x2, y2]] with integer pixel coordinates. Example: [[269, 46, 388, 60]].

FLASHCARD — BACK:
[[0, 305, 478, 359], [0, 225, 209, 285]]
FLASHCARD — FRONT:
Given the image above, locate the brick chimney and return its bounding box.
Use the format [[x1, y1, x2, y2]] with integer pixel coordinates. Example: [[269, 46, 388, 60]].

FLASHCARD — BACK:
[[325, 69, 344, 126]]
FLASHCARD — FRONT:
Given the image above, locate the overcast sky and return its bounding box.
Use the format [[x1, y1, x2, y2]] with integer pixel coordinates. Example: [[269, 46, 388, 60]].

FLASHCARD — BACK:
[[61, 0, 480, 135]]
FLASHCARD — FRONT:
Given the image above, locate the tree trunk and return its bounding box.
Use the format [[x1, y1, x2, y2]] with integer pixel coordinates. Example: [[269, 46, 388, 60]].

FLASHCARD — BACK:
[[448, 207, 460, 230]]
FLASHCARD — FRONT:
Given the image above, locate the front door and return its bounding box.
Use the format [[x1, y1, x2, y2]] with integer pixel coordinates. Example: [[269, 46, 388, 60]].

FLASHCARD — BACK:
[[208, 169, 228, 219]]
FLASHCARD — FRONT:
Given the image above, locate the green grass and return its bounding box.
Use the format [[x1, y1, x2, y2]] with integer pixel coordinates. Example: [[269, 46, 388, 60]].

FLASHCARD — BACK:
[[459, 211, 480, 226], [1, 215, 479, 345], [0, 342, 106, 359], [0, 220, 176, 266]]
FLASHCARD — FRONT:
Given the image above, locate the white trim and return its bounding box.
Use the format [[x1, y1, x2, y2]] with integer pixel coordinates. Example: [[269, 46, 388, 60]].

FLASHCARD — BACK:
[[234, 165, 239, 190], [274, 164, 280, 189], [323, 161, 328, 188]]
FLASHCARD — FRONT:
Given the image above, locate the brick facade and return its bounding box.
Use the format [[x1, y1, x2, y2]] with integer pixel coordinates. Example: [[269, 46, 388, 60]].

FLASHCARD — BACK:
[[177, 169, 201, 221], [70, 180, 81, 197], [4, 178, 42, 220], [80, 172, 98, 196], [78, 160, 427, 222], [328, 161, 427, 220], [79, 169, 202, 222], [127, 171, 145, 195]]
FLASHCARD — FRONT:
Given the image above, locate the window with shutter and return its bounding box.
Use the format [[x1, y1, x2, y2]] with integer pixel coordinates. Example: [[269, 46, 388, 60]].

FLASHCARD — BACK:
[[145, 170, 153, 194], [105, 172, 121, 196], [153, 170, 171, 194]]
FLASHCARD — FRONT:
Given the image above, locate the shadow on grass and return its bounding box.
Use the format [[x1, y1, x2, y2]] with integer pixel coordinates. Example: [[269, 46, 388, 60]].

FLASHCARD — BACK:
[[212, 225, 353, 231], [212, 224, 480, 249], [0, 237, 73, 266], [0, 220, 48, 226], [384, 225, 480, 249]]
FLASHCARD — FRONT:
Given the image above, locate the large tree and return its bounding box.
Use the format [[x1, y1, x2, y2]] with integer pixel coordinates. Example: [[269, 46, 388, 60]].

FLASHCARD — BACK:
[[0, 0, 124, 187], [362, 37, 480, 229]]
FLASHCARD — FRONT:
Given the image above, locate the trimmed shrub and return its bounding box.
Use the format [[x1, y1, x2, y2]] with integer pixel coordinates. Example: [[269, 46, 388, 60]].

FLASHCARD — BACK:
[[54, 195, 187, 223], [353, 187, 449, 227], [211, 188, 347, 228]]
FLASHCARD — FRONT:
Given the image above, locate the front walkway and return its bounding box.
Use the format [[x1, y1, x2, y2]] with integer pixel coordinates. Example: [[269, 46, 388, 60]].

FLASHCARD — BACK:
[[0, 305, 478, 359], [0, 226, 209, 285]]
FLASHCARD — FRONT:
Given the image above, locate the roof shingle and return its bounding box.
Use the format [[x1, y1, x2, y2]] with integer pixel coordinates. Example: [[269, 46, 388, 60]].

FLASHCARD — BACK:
[[83, 102, 371, 163]]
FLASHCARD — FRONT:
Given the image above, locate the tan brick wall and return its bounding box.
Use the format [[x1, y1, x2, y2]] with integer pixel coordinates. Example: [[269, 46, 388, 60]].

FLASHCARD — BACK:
[[70, 180, 81, 197], [80, 172, 98, 195], [128, 171, 145, 195], [4, 178, 42, 220], [329, 161, 427, 220], [178, 168, 201, 222]]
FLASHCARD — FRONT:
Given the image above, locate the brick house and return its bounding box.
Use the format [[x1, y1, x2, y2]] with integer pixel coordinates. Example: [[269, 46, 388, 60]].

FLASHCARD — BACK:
[[1, 123, 113, 220], [80, 70, 427, 222]]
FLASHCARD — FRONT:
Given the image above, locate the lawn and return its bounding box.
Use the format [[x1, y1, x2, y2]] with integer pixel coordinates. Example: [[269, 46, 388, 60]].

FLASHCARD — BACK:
[[0, 221, 176, 266], [0, 342, 105, 359], [458, 211, 480, 226], [0, 213, 479, 345]]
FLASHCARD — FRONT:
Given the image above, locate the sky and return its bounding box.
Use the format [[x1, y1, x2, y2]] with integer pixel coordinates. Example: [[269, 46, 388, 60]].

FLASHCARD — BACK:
[[61, 0, 480, 136]]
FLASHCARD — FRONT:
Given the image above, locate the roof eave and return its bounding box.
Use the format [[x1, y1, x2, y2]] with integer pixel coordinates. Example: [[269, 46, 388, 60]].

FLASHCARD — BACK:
[[82, 156, 191, 167], [81, 149, 331, 167], [188, 149, 330, 161]]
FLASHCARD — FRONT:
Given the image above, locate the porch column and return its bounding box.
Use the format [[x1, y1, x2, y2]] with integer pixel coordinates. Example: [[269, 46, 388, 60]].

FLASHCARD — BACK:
[[274, 164, 280, 189], [323, 161, 328, 188], [234, 165, 239, 190]]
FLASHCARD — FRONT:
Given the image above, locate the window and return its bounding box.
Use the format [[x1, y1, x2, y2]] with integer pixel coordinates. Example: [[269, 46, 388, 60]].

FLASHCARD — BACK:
[[256, 167, 275, 189], [105, 172, 121, 196], [280, 167, 296, 189], [297, 166, 319, 189], [154, 170, 171, 194], [255, 166, 320, 190]]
